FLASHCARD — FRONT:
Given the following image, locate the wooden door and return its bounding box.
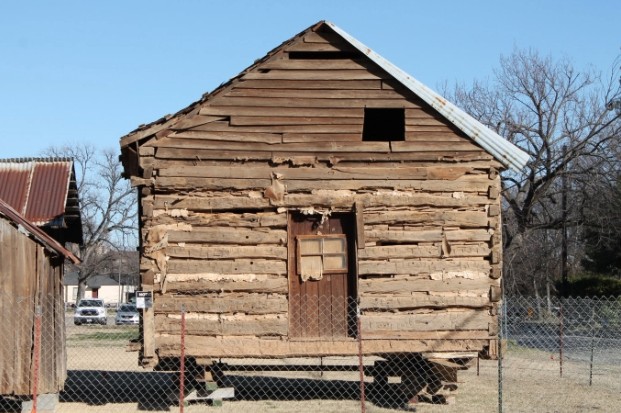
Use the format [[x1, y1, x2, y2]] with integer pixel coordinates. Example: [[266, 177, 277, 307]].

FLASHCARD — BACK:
[[288, 212, 357, 338]]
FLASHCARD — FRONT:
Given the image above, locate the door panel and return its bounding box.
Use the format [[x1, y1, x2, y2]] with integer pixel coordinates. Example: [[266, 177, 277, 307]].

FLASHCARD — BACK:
[[288, 213, 356, 338]]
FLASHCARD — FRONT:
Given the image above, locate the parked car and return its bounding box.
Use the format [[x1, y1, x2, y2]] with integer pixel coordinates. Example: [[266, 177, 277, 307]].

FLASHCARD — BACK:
[[74, 299, 107, 325], [115, 303, 139, 325]]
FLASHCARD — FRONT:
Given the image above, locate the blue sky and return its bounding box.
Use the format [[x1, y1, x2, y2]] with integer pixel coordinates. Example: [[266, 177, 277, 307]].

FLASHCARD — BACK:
[[1, 0, 619, 158]]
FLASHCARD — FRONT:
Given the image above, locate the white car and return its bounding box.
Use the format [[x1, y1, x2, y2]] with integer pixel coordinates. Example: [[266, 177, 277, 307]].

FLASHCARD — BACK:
[[74, 299, 107, 325]]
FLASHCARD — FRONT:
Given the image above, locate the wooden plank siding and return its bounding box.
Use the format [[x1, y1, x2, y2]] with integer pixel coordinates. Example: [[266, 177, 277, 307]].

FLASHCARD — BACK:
[[124, 24, 503, 364], [0, 218, 66, 396]]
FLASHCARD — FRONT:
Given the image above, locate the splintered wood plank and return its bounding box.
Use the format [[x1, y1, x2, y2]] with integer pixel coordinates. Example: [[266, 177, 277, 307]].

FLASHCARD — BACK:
[[358, 259, 490, 276], [153, 195, 271, 211], [283, 41, 356, 52], [167, 258, 286, 275], [155, 294, 288, 314], [227, 88, 409, 100], [363, 210, 489, 227], [391, 141, 483, 152], [260, 59, 369, 70], [229, 116, 362, 126], [151, 211, 287, 229], [169, 130, 283, 144], [235, 79, 384, 90], [284, 177, 493, 192], [359, 294, 490, 310], [199, 106, 363, 117], [152, 137, 389, 153], [153, 146, 493, 163], [365, 229, 492, 244], [242, 70, 383, 81], [156, 313, 288, 336], [157, 165, 469, 180], [170, 115, 228, 130], [358, 276, 494, 294], [361, 311, 493, 332], [164, 274, 288, 294], [211, 96, 416, 107], [167, 227, 286, 244], [155, 177, 271, 190], [190, 122, 363, 134], [155, 336, 489, 358], [357, 245, 442, 260], [166, 245, 287, 260]]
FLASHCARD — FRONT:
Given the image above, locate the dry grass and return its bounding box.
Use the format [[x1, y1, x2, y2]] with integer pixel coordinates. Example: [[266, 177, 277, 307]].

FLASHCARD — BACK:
[[1, 326, 619, 413]]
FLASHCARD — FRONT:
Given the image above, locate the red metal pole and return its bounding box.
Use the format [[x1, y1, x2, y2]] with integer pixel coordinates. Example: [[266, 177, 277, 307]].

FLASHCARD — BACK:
[[32, 306, 42, 413], [179, 305, 186, 413], [356, 305, 366, 413]]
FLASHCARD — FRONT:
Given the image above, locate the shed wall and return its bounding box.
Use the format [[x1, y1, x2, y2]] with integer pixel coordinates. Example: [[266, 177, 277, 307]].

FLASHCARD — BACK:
[[0, 218, 66, 396]]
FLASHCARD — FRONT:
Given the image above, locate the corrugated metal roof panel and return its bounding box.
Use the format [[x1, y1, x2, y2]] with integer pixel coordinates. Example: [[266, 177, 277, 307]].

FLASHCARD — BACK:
[[325, 21, 529, 172], [0, 158, 72, 226]]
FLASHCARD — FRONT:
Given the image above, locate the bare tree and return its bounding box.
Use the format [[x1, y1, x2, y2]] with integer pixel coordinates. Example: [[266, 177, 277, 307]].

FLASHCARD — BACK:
[[448, 49, 621, 293], [44, 144, 137, 299]]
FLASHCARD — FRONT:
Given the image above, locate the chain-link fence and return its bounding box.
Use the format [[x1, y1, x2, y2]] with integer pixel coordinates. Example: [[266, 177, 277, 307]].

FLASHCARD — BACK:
[[1, 292, 620, 413], [499, 295, 621, 413]]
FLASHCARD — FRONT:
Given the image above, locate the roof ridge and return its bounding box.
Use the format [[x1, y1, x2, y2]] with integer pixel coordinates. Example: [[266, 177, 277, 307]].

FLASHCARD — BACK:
[[0, 157, 73, 163]]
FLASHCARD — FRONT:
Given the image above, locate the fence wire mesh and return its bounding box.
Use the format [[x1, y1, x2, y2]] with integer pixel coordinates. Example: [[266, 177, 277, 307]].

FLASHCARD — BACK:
[[1, 292, 620, 413], [499, 295, 621, 413]]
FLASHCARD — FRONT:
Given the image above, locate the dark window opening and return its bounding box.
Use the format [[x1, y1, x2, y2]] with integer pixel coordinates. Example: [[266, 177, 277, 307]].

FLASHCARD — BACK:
[[362, 108, 405, 141], [288, 51, 359, 60]]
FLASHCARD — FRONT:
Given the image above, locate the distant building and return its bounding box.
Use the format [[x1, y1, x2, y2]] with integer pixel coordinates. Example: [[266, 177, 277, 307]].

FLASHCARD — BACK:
[[63, 272, 139, 305]]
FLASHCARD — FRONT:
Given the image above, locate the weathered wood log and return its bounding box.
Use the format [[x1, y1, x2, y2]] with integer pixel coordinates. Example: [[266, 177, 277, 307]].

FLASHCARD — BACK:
[[163, 274, 288, 294], [167, 227, 287, 244], [155, 313, 288, 336], [359, 277, 493, 294], [361, 311, 494, 332], [155, 336, 490, 358], [167, 258, 287, 275], [166, 245, 287, 260], [358, 259, 490, 276], [359, 294, 490, 310], [155, 293, 288, 314]]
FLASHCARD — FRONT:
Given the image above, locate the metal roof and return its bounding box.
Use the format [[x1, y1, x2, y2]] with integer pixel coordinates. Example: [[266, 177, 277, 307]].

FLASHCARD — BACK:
[[0, 157, 72, 226], [325, 22, 529, 172], [0, 157, 83, 244], [0, 198, 79, 264]]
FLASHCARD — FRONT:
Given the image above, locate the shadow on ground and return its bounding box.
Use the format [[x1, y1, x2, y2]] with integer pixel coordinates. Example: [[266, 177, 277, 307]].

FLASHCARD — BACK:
[[2, 370, 408, 411]]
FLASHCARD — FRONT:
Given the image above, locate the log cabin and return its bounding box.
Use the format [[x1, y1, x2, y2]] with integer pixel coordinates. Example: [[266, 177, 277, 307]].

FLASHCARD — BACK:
[[119, 21, 528, 402]]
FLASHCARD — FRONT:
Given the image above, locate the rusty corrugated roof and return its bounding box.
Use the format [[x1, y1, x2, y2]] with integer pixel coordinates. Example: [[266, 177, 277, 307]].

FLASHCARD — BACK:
[[0, 198, 79, 264], [0, 157, 72, 226]]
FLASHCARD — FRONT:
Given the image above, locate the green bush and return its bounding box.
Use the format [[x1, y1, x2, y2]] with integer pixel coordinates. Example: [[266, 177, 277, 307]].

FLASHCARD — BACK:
[[557, 275, 621, 297]]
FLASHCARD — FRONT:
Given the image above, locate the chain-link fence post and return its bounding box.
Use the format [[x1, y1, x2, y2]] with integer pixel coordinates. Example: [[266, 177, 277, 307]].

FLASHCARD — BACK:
[[497, 300, 504, 413], [31, 305, 42, 413], [356, 302, 366, 413], [559, 299, 564, 378], [179, 304, 186, 413]]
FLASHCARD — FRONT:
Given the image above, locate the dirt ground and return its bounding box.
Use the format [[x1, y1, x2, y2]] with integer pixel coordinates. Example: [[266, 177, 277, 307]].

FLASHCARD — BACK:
[[1, 324, 619, 413]]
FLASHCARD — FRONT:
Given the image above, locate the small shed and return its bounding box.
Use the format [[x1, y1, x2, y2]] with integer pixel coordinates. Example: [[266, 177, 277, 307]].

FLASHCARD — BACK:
[[0, 199, 79, 397], [0, 157, 82, 245], [119, 21, 528, 400]]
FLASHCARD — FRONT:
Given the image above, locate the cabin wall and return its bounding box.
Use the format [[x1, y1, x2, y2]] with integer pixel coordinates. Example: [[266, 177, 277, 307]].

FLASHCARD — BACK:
[[0, 218, 66, 396], [130, 26, 502, 362]]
